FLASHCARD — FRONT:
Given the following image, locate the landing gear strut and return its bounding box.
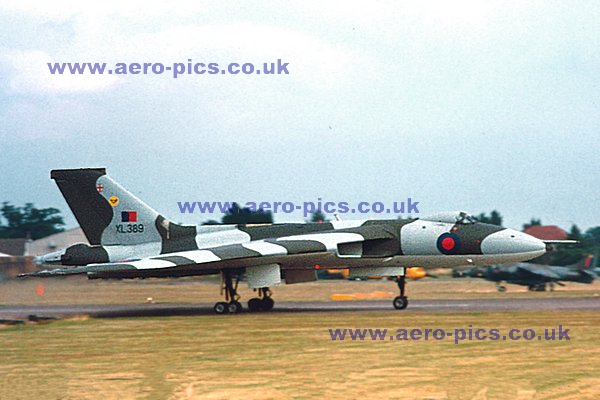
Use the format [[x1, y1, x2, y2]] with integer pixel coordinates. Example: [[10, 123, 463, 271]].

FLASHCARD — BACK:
[[214, 271, 242, 314], [248, 287, 275, 312], [528, 283, 546, 292], [393, 275, 408, 310]]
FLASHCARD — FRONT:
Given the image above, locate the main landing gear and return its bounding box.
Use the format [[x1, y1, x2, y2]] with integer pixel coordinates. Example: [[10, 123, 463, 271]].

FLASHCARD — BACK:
[[213, 271, 276, 314], [393, 275, 409, 310], [214, 271, 242, 314], [247, 287, 275, 312], [528, 283, 548, 292]]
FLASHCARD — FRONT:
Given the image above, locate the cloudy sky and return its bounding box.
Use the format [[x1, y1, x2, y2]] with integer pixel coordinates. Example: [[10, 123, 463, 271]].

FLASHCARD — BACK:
[[0, 1, 598, 231]]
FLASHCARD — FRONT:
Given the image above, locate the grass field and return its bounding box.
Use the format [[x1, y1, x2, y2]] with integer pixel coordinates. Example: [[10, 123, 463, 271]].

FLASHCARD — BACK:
[[1, 311, 599, 399], [2, 277, 600, 305], [1, 278, 600, 399]]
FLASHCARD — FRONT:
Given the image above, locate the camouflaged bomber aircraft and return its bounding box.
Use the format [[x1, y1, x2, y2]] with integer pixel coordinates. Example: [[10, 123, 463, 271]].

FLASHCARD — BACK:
[[23, 168, 551, 313]]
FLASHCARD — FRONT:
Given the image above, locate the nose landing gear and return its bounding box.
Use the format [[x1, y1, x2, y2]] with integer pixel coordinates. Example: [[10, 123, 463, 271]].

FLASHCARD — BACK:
[[393, 275, 409, 310]]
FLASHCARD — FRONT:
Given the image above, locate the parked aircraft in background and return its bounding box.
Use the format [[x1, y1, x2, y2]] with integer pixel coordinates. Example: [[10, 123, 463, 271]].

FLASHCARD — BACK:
[[456, 255, 596, 291]]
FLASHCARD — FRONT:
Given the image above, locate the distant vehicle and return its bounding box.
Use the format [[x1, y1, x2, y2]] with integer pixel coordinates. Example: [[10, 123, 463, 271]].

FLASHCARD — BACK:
[[456, 255, 597, 292]]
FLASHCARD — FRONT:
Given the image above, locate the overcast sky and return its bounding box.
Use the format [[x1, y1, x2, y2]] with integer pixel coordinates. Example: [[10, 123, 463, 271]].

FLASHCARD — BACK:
[[0, 1, 598, 231]]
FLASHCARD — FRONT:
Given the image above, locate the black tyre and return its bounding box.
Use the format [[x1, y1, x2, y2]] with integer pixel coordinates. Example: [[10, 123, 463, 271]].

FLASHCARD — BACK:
[[228, 301, 242, 313], [392, 296, 408, 310], [214, 302, 228, 314], [260, 297, 275, 311], [248, 298, 261, 312]]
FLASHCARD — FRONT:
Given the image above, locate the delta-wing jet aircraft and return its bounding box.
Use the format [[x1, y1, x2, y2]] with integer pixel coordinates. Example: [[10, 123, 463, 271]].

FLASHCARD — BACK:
[[23, 168, 551, 313]]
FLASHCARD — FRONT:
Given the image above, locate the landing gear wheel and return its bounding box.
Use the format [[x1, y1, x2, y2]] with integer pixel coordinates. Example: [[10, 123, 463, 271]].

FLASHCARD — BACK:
[[228, 301, 242, 314], [260, 296, 274, 311], [497, 285, 507, 292], [248, 298, 261, 312], [214, 271, 243, 314], [393, 274, 409, 310], [527, 284, 545, 292], [393, 296, 408, 310], [214, 302, 228, 314]]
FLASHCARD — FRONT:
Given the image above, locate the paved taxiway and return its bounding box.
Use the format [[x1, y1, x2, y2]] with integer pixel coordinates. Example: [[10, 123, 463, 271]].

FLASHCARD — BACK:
[[1, 297, 599, 319]]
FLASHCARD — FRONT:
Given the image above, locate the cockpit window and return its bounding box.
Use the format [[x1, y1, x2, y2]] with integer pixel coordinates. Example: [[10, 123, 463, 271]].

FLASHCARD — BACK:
[[456, 212, 477, 225], [421, 211, 477, 225]]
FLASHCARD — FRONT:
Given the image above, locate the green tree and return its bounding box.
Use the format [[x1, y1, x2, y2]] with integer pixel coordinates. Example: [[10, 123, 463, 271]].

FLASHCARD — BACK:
[[308, 210, 329, 223], [585, 227, 600, 247], [0, 202, 65, 240], [523, 218, 542, 230], [568, 224, 583, 241], [489, 210, 502, 226], [548, 224, 598, 266], [476, 210, 503, 226], [221, 202, 273, 224]]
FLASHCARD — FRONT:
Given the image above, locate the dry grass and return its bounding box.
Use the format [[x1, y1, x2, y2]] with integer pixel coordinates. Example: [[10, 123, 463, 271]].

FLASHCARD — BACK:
[[1, 311, 599, 399], [1, 278, 600, 399], [2, 277, 600, 306]]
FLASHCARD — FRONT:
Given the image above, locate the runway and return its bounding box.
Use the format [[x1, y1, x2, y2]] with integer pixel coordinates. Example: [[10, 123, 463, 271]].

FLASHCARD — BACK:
[[1, 297, 599, 319]]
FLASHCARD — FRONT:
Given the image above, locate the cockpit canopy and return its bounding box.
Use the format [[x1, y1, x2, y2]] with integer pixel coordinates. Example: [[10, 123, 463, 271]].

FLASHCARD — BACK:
[[421, 211, 477, 225]]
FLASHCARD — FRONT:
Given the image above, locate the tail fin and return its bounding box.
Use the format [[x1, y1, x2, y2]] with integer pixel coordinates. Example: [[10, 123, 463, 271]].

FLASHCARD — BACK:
[[570, 253, 597, 271], [51, 168, 164, 246]]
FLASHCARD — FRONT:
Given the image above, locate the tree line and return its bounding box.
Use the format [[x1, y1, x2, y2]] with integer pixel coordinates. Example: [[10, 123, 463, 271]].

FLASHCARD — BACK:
[[0, 202, 64, 240]]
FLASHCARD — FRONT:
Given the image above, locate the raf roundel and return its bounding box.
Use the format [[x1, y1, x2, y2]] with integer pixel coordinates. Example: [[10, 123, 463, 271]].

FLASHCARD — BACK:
[[436, 232, 460, 255]]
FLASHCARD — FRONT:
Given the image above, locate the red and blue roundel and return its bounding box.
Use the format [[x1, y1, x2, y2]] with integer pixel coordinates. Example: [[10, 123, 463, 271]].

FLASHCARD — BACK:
[[437, 232, 460, 255]]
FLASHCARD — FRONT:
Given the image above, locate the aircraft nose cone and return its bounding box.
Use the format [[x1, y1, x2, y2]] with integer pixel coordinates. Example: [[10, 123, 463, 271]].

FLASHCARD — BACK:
[[481, 229, 546, 256]]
